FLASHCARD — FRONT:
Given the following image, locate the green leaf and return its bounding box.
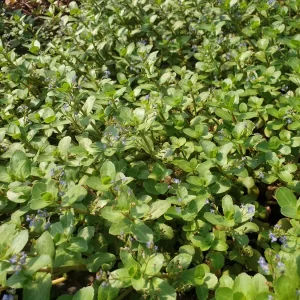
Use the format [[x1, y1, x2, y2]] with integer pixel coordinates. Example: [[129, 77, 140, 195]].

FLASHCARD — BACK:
[[109, 268, 131, 288], [280, 206, 299, 219], [155, 183, 169, 194], [208, 252, 225, 269], [23, 274, 52, 300], [166, 253, 192, 273], [86, 252, 116, 272], [61, 185, 87, 206], [196, 284, 209, 300], [10, 150, 31, 181], [274, 275, 297, 300], [58, 136, 71, 159], [36, 231, 55, 259], [66, 237, 88, 252], [252, 274, 269, 294], [131, 222, 153, 243], [86, 176, 112, 191], [204, 212, 225, 226], [73, 286, 94, 300], [25, 255, 52, 275], [143, 254, 164, 276], [151, 277, 176, 300], [275, 187, 297, 207], [10, 230, 28, 255], [215, 287, 233, 300], [146, 200, 171, 220], [100, 161, 116, 182], [232, 273, 255, 300], [98, 284, 119, 300]]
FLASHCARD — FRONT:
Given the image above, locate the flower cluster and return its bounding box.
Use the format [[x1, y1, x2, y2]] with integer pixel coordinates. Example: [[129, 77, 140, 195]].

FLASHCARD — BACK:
[[258, 256, 269, 273], [9, 252, 27, 273], [26, 209, 50, 230], [146, 241, 158, 251]]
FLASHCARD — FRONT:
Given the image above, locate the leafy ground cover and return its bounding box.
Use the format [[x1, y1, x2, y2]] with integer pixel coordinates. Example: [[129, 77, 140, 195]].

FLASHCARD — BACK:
[[0, 0, 300, 299]]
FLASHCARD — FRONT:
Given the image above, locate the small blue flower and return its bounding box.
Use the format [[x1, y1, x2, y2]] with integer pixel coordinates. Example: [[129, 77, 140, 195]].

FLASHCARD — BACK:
[[103, 70, 111, 78], [9, 255, 17, 264], [269, 232, 277, 243], [258, 172, 264, 179], [258, 256, 269, 273], [2, 294, 14, 300], [178, 198, 182, 202], [146, 241, 152, 248], [175, 207, 181, 213], [173, 178, 180, 184], [37, 209, 48, 218], [279, 236, 287, 245], [277, 261, 285, 269], [49, 168, 55, 177], [191, 45, 198, 52], [145, 94, 150, 100], [247, 206, 255, 214], [63, 104, 69, 112], [59, 180, 66, 186]]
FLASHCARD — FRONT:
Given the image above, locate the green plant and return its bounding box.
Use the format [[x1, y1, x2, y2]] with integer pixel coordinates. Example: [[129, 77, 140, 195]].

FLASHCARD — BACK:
[[0, 0, 300, 299]]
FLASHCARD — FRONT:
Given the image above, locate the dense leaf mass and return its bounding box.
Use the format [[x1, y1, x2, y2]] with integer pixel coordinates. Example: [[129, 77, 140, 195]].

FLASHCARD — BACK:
[[0, 0, 300, 299]]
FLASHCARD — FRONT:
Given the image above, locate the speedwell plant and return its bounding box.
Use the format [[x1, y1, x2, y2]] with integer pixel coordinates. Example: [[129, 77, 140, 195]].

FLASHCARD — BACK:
[[0, 0, 300, 299]]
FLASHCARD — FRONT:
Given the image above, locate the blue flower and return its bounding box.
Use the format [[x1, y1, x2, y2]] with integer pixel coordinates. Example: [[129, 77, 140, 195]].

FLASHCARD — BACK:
[[63, 104, 69, 112], [247, 206, 255, 214], [9, 255, 17, 264], [103, 70, 111, 78], [49, 168, 55, 177], [258, 256, 269, 273], [175, 207, 181, 213], [173, 178, 180, 184], [146, 241, 152, 248], [2, 294, 14, 300], [269, 232, 277, 243], [37, 209, 48, 218], [258, 172, 264, 179], [279, 236, 287, 245]]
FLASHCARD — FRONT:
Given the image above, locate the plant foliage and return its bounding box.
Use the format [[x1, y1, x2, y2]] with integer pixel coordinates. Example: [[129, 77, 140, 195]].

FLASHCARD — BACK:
[[0, 0, 300, 299]]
